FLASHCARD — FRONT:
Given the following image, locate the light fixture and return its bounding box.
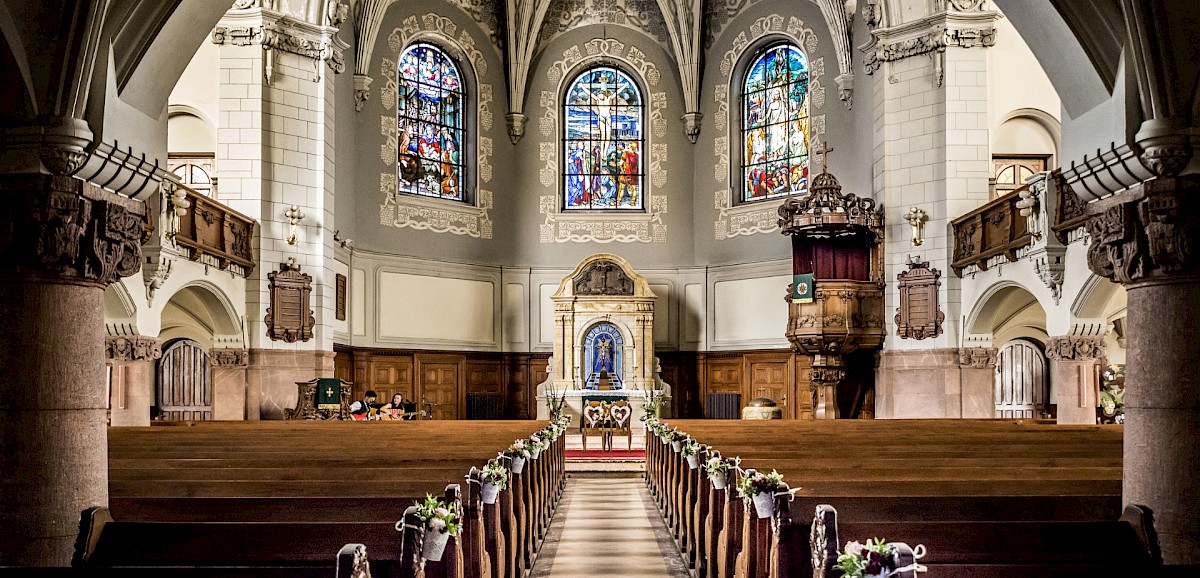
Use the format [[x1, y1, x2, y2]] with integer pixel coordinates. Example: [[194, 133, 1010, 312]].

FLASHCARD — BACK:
[[1015, 187, 1042, 241], [284, 205, 305, 246], [904, 206, 927, 247]]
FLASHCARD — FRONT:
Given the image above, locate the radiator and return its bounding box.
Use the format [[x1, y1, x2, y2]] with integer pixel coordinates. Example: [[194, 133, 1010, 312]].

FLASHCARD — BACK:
[[467, 392, 504, 420], [705, 392, 741, 420]]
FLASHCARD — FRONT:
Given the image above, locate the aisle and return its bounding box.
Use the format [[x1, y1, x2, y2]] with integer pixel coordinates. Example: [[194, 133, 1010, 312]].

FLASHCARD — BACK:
[[530, 474, 690, 578]]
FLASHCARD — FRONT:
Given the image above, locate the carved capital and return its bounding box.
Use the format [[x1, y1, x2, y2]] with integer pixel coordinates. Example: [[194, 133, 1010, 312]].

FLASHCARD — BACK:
[[210, 348, 249, 367], [1086, 176, 1200, 285], [681, 112, 703, 144], [353, 74, 373, 112], [810, 367, 846, 386], [1046, 336, 1106, 362], [106, 336, 162, 362], [505, 113, 527, 145], [0, 175, 146, 287], [956, 347, 997, 369]]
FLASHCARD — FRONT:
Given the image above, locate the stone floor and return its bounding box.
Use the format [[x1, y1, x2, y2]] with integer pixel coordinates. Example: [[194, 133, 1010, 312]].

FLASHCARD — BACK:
[[529, 474, 690, 578]]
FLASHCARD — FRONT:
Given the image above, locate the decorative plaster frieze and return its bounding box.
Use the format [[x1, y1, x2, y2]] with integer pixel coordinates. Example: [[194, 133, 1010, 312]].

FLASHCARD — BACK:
[[213, 8, 347, 82], [712, 15, 825, 239], [545, 39, 663, 88], [376, 18, 495, 239], [540, 0, 670, 50], [1046, 335, 1106, 362], [956, 347, 997, 369], [539, 194, 668, 243], [859, 6, 998, 76], [210, 348, 250, 367], [106, 336, 162, 362], [651, 92, 668, 138]]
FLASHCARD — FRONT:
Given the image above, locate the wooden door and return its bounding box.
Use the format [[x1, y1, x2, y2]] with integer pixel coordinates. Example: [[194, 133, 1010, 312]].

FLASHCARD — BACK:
[[364, 356, 413, 409], [745, 353, 791, 416], [157, 339, 212, 420], [995, 339, 1048, 418], [417, 354, 463, 420]]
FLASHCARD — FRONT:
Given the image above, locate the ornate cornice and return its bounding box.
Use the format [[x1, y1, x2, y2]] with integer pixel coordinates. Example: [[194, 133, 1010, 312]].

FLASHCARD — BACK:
[[212, 7, 346, 82], [1087, 176, 1200, 286], [106, 336, 162, 362], [1046, 336, 1106, 362], [210, 348, 250, 367], [956, 347, 997, 369], [0, 175, 145, 288], [859, 8, 999, 75]]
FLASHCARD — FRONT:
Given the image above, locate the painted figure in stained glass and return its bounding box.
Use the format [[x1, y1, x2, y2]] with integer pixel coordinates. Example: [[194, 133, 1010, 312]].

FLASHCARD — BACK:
[[397, 43, 466, 202], [741, 44, 809, 202], [563, 67, 644, 210]]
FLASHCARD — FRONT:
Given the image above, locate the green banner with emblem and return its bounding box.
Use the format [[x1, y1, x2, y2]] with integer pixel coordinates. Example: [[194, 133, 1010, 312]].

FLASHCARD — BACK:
[[317, 378, 342, 410], [791, 273, 814, 303]]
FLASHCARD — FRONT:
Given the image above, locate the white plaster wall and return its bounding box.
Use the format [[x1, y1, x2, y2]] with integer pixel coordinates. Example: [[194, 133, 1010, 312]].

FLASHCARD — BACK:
[[376, 272, 496, 344], [711, 276, 790, 345], [987, 13, 1061, 130], [168, 38, 221, 140]]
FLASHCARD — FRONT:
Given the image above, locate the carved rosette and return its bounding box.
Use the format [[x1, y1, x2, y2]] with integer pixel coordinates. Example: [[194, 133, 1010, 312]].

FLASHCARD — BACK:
[[210, 348, 250, 367], [0, 175, 146, 287], [1087, 176, 1200, 286], [105, 336, 162, 362], [1046, 336, 1106, 362], [956, 347, 997, 369]]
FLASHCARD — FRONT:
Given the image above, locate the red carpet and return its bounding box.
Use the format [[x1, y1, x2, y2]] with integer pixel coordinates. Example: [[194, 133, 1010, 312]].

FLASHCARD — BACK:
[[565, 449, 645, 460]]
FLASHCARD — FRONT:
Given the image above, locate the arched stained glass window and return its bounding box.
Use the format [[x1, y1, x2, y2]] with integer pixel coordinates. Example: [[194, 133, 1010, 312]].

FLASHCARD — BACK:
[[741, 44, 809, 202], [397, 42, 467, 202], [563, 67, 644, 210]]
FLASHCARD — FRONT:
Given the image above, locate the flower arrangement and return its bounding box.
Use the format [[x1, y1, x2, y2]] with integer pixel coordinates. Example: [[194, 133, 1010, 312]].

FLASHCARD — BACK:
[[481, 460, 508, 490], [641, 389, 663, 420], [413, 494, 462, 561], [704, 457, 735, 489], [668, 429, 689, 451], [501, 440, 530, 473], [527, 435, 547, 459], [835, 538, 900, 578], [736, 469, 785, 499], [682, 440, 702, 468]]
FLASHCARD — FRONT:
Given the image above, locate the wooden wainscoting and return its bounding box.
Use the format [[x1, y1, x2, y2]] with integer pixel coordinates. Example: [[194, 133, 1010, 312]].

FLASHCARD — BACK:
[[334, 346, 872, 420]]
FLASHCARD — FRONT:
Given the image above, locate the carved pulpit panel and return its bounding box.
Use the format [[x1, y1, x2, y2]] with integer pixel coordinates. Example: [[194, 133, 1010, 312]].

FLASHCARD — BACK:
[[573, 259, 634, 295], [265, 262, 316, 342], [895, 260, 944, 340]]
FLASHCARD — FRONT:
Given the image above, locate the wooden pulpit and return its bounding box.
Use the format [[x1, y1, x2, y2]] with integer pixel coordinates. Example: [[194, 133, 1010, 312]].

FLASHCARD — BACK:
[[286, 377, 353, 420]]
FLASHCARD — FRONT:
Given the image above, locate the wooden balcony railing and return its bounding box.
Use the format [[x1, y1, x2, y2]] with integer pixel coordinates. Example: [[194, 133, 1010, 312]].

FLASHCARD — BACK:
[[174, 184, 256, 274], [1050, 170, 1088, 243], [951, 184, 1032, 276]]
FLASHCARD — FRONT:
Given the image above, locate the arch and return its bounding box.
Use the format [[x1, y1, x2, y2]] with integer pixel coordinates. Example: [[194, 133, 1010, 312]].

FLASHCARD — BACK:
[[167, 112, 215, 155], [156, 338, 213, 421], [994, 338, 1049, 418], [580, 321, 626, 388], [396, 41, 471, 203], [159, 281, 242, 348], [993, 107, 1062, 166], [1071, 273, 1125, 320], [103, 282, 137, 321], [965, 280, 1048, 346], [561, 64, 646, 210], [735, 41, 811, 204]]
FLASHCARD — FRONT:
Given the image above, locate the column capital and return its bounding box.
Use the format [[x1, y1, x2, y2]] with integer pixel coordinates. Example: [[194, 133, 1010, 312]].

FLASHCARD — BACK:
[[105, 336, 162, 362], [956, 347, 997, 368], [1086, 175, 1200, 286], [211, 348, 250, 367], [0, 175, 146, 287], [1045, 335, 1106, 362]]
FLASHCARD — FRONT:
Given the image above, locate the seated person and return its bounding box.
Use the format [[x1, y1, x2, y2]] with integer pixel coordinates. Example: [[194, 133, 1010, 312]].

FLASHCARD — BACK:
[[349, 390, 378, 421], [379, 393, 420, 420]]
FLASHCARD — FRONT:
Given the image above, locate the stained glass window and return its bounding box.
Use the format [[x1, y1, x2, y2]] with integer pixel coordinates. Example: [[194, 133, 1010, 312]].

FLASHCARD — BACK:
[[741, 44, 809, 202], [397, 42, 467, 202], [563, 67, 644, 210]]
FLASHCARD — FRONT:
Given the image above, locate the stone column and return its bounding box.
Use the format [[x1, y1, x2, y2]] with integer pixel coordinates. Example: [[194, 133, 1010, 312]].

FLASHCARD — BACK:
[[1086, 175, 1200, 563], [956, 347, 998, 418], [1045, 336, 1105, 425], [210, 348, 249, 420], [104, 336, 163, 426], [0, 175, 146, 565]]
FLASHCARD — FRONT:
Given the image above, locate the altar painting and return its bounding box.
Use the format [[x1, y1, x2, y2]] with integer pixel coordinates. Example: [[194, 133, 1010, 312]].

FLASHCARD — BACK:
[[583, 323, 623, 389]]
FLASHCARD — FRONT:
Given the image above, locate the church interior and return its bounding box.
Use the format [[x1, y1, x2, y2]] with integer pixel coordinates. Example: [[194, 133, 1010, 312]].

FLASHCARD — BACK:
[[2, 0, 1199, 575]]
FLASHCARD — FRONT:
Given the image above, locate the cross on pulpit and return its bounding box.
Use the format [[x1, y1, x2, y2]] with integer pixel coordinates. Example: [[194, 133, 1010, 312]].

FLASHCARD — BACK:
[[325, 386, 335, 398], [816, 141, 834, 174]]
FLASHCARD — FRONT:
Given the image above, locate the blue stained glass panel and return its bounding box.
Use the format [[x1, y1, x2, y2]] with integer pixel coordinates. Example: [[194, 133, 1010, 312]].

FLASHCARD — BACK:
[[397, 43, 466, 202], [563, 67, 644, 210], [742, 45, 809, 202]]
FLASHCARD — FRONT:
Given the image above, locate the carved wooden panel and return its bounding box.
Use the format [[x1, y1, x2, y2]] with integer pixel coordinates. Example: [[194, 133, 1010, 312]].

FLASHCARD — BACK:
[[466, 358, 503, 394], [895, 260, 945, 340], [335, 273, 347, 321], [360, 357, 414, 404], [418, 357, 461, 420], [705, 357, 743, 396], [573, 259, 634, 295], [746, 353, 790, 411], [265, 263, 315, 343]]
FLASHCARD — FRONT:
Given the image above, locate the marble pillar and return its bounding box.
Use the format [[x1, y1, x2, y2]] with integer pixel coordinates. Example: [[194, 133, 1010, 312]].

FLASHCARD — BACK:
[[874, 347, 996, 418], [1086, 175, 1200, 563], [210, 348, 249, 420], [1045, 336, 1105, 425], [0, 175, 146, 565], [104, 336, 162, 427]]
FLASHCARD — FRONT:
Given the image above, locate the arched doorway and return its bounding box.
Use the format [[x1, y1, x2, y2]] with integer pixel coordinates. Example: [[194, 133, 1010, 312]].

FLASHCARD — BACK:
[[995, 339, 1048, 418], [157, 339, 212, 420]]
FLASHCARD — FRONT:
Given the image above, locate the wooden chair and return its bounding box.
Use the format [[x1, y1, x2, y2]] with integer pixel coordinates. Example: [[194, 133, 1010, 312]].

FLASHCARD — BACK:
[[580, 401, 609, 451], [608, 400, 633, 450]]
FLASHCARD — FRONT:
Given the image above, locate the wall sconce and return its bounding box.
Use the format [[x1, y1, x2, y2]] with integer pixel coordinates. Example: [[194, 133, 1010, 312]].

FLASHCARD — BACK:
[[284, 205, 305, 246], [905, 206, 927, 247]]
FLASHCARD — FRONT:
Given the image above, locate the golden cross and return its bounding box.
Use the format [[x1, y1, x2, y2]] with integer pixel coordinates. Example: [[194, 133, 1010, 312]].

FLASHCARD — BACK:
[[817, 142, 834, 174], [325, 387, 334, 397]]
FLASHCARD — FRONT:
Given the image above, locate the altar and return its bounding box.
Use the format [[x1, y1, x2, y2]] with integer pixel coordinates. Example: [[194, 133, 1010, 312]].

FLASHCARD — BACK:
[[534, 254, 671, 425]]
